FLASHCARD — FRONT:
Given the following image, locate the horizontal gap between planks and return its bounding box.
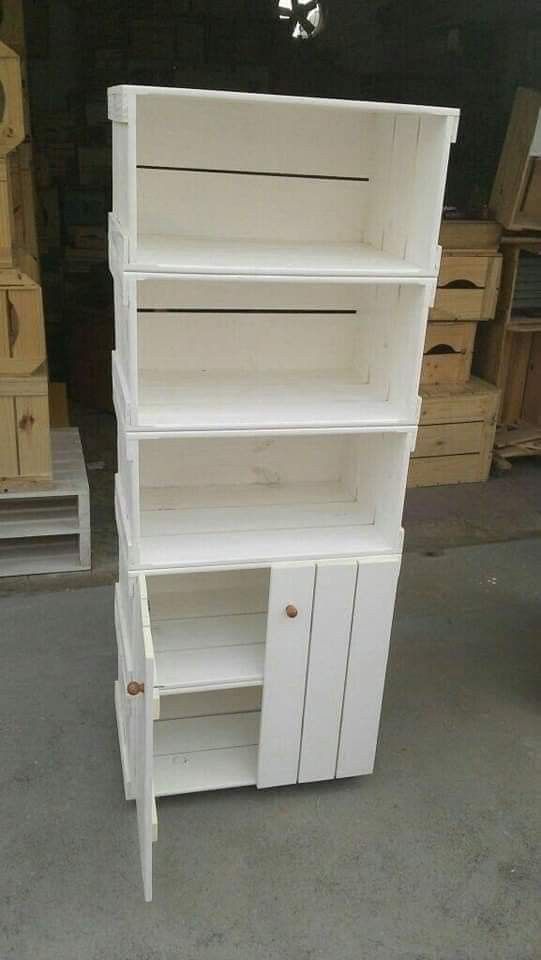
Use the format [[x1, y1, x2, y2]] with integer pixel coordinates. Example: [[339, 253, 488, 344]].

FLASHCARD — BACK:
[[414, 451, 481, 460], [155, 742, 258, 758], [138, 308, 357, 315], [137, 164, 369, 183]]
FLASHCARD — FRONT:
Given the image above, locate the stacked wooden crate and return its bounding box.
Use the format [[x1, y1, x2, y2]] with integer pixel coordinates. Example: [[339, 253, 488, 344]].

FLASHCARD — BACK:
[[476, 88, 541, 465], [0, 38, 51, 489], [409, 221, 502, 486], [0, 23, 91, 576]]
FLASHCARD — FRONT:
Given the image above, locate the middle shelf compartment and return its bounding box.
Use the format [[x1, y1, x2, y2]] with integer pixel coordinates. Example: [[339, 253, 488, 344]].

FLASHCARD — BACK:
[[116, 428, 413, 570], [112, 273, 433, 433]]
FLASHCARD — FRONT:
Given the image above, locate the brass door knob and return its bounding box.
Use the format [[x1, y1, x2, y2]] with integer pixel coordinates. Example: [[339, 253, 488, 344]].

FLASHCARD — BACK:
[[127, 681, 145, 696], [285, 604, 298, 619]]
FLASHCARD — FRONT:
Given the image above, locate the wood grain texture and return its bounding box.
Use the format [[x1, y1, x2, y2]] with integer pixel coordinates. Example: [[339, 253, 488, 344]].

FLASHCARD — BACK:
[[257, 563, 315, 789], [298, 560, 357, 783], [15, 395, 50, 478], [0, 396, 17, 476]]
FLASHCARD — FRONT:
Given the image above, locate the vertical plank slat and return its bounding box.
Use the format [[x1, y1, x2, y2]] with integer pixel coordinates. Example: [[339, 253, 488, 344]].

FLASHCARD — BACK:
[[0, 396, 18, 475], [337, 557, 401, 778], [298, 560, 357, 783], [15, 394, 50, 477], [257, 562, 315, 788], [0, 291, 10, 357]]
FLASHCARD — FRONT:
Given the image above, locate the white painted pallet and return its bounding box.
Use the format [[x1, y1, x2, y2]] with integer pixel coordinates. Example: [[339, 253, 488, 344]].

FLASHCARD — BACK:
[[0, 428, 90, 576], [108, 86, 458, 278]]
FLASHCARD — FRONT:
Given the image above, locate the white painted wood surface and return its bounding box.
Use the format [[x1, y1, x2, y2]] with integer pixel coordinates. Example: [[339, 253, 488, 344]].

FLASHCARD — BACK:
[[298, 560, 357, 783], [337, 557, 401, 778], [109, 84, 457, 900], [109, 86, 457, 277], [0, 429, 90, 576], [257, 563, 315, 788], [132, 575, 155, 902]]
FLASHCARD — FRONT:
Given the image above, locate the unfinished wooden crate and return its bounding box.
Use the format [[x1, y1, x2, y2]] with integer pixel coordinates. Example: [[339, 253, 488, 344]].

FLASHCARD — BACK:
[[0, 40, 24, 155], [0, 364, 50, 486], [490, 88, 541, 232], [0, 428, 90, 575], [0, 272, 45, 375], [475, 237, 541, 428], [420, 221, 502, 391], [408, 377, 500, 487], [421, 317, 476, 385]]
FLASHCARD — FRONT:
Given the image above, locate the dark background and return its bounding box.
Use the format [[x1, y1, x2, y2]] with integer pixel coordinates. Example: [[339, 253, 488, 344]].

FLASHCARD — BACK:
[[20, 0, 541, 406]]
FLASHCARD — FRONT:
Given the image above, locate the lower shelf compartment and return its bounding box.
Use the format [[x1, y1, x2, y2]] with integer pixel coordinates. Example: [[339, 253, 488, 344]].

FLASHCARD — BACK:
[[153, 712, 260, 797]]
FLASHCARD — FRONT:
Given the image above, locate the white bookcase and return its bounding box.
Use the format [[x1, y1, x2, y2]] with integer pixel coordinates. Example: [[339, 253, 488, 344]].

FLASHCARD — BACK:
[[109, 85, 458, 900]]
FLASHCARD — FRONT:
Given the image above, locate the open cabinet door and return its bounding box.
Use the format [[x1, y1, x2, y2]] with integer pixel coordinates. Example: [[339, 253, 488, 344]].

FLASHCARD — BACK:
[[131, 575, 155, 902], [257, 562, 315, 788]]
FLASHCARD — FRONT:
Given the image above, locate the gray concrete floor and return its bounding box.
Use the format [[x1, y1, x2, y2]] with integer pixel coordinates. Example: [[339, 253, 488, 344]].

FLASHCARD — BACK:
[[2, 538, 540, 959]]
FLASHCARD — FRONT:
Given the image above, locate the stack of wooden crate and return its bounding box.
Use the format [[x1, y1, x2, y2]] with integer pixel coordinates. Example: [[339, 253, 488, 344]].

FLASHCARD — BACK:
[[409, 221, 502, 486], [0, 38, 52, 489], [475, 88, 541, 465]]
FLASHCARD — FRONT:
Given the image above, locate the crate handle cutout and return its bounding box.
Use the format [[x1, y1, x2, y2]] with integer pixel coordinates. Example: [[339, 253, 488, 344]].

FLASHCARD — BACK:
[[440, 278, 483, 290], [424, 343, 465, 356], [137, 164, 369, 184], [8, 295, 18, 351]]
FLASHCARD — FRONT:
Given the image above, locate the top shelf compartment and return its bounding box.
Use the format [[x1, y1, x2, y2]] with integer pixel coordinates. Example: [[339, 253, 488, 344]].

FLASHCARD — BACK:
[[109, 86, 458, 279]]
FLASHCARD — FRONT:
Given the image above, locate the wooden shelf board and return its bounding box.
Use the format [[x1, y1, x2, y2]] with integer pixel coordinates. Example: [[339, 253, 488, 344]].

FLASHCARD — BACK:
[[131, 235, 426, 278], [153, 612, 266, 693], [136, 371, 408, 432], [0, 535, 82, 576], [138, 511, 390, 570]]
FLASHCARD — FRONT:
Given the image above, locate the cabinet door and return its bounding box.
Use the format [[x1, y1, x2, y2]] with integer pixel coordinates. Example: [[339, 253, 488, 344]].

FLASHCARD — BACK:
[[337, 557, 401, 778], [298, 560, 357, 783], [131, 575, 156, 902], [257, 562, 315, 788]]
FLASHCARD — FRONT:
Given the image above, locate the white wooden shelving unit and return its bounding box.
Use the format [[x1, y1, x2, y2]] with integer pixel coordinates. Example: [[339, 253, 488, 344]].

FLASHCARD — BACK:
[[109, 84, 458, 901]]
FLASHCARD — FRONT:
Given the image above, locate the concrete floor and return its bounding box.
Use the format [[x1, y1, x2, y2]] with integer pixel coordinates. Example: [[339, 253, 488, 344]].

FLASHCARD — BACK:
[[2, 538, 540, 959]]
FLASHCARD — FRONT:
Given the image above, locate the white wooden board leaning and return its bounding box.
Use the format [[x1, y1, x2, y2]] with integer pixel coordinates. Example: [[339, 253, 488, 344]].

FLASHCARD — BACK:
[[109, 84, 458, 900]]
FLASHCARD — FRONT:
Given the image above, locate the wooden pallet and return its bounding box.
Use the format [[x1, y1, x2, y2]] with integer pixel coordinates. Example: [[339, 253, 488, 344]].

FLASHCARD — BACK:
[[493, 422, 541, 469], [0, 427, 90, 576]]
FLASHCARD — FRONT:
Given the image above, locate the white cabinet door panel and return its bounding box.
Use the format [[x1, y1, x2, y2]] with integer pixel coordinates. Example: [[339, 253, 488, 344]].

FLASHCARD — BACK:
[[337, 557, 401, 778], [132, 575, 156, 902], [298, 560, 357, 783], [257, 562, 315, 788]]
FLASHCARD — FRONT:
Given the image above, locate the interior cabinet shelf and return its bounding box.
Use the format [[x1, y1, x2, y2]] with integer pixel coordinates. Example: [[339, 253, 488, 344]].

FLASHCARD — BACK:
[[153, 613, 266, 693]]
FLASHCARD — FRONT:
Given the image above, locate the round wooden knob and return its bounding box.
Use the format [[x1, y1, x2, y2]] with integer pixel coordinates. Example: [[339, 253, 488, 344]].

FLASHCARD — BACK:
[[285, 604, 298, 619], [127, 681, 145, 696]]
